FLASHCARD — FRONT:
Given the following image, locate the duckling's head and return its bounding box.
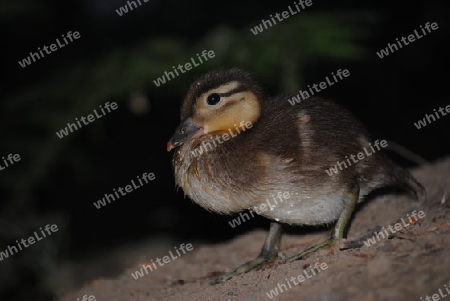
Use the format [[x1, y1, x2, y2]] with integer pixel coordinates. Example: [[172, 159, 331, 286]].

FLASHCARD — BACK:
[[167, 68, 263, 151]]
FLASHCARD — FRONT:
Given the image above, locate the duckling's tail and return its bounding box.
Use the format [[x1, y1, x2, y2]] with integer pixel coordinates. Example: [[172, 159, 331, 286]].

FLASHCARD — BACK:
[[385, 140, 428, 166], [388, 164, 426, 201], [380, 140, 427, 200]]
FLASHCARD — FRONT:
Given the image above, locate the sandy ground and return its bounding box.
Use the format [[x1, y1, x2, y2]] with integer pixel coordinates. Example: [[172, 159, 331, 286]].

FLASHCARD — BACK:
[[58, 157, 450, 301]]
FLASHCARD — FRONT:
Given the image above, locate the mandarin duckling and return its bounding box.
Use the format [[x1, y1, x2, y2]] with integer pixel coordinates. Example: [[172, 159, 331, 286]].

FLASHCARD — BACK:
[[167, 68, 424, 283]]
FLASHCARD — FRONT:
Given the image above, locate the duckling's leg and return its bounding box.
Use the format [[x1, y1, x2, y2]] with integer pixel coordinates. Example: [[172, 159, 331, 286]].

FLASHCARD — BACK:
[[212, 222, 282, 284], [286, 185, 360, 262]]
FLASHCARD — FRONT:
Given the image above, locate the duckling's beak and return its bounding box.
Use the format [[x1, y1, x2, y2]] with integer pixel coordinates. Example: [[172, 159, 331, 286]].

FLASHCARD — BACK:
[[167, 117, 204, 151]]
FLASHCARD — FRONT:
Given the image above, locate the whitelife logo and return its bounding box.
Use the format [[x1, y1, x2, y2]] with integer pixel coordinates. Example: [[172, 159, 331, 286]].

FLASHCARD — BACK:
[[325, 140, 388, 176], [76, 295, 96, 301], [115, 0, 149, 16], [55, 102, 118, 139], [131, 243, 194, 280], [413, 105, 450, 129], [93, 172, 156, 209], [419, 282, 450, 301], [0, 153, 21, 172], [250, 0, 313, 35], [266, 262, 328, 298], [376, 22, 438, 59], [0, 224, 59, 261], [228, 192, 291, 228], [152, 50, 215, 87], [287, 69, 350, 106], [190, 121, 252, 158], [18, 31, 81, 68], [363, 210, 425, 247]]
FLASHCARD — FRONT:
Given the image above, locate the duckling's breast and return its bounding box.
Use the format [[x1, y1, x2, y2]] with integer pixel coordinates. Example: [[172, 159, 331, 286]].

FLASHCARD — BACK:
[[173, 137, 259, 214]]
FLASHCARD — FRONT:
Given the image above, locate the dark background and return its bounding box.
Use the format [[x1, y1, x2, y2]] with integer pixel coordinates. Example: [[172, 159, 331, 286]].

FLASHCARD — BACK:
[[1, 0, 448, 299]]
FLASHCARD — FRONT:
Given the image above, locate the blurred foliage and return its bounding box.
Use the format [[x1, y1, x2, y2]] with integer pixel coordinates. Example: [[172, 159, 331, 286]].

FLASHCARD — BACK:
[[1, 9, 378, 214], [0, 0, 44, 18]]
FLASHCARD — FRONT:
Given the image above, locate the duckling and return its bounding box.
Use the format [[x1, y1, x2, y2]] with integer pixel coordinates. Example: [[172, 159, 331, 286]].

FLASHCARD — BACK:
[[167, 68, 424, 283]]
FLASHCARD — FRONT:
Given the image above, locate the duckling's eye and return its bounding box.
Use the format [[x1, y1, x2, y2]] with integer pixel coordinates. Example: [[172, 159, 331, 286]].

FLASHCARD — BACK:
[[206, 93, 221, 106]]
